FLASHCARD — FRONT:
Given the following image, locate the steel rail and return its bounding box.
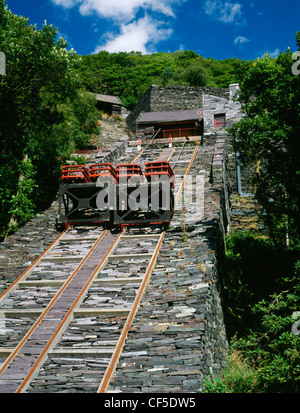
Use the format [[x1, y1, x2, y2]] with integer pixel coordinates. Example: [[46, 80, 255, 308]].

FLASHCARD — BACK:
[[169, 142, 186, 170], [129, 149, 144, 164], [156, 147, 175, 162], [97, 145, 199, 393], [139, 128, 162, 153], [16, 231, 123, 393], [0, 231, 107, 383], [130, 128, 162, 164], [175, 145, 199, 206], [0, 145, 167, 307], [0, 230, 67, 303], [0, 145, 197, 393], [98, 231, 165, 393], [13, 146, 171, 392], [155, 147, 167, 160]]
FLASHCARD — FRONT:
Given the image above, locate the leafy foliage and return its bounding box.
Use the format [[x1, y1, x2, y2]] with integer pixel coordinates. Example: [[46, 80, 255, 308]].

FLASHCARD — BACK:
[[217, 36, 300, 391], [0, 1, 99, 238], [207, 230, 300, 393], [223, 231, 299, 337], [224, 232, 273, 334], [231, 283, 300, 393], [77, 50, 245, 110], [206, 40, 300, 393], [230, 34, 300, 247], [204, 350, 259, 393]]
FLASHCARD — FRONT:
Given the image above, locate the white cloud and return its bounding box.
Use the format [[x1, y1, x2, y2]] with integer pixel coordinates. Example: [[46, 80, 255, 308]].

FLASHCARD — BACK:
[[263, 48, 280, 58], [51, 0, 80, 8], [95, 16, 173, 54], [51, 0, 185, 54], [51, 0, 183, 21], [234, 35, 250, 45], [204, 0, 243, 24], [269, 48, 280, 58]]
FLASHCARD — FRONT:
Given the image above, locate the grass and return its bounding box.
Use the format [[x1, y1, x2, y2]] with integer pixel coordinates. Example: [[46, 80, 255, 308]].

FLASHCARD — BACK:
[[204, 350, 259, 393]]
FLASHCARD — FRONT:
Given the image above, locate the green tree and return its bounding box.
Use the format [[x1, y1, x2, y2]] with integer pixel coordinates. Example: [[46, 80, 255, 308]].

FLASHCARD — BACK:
[[0, 1, 99, 238], [231, 279, 300, 393], [77, 50, 244, 108], [211, 230, 300, 393], [183, 62, 209, 86], [230, 35, 300, 247]]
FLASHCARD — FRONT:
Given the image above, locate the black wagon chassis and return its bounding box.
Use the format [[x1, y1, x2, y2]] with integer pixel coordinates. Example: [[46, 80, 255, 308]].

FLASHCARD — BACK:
[[56, 180, 174, 232]]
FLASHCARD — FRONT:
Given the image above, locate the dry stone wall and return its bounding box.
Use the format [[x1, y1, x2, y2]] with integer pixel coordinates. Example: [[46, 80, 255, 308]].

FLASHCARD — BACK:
[[0, 203, 59, 297], [149, 85, 204, 112], [96, 118, 130, 147], [127, 85, 230, 132], [126, 84, 242, 135]]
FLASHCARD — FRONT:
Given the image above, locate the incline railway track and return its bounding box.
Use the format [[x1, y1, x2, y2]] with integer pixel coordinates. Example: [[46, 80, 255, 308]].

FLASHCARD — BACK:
[[0, 143, 198, 393]]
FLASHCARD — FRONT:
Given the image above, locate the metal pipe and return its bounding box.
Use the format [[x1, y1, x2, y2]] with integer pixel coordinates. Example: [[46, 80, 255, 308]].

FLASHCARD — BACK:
[[236, 151, 242, 195], [235, 137, 242, 195]]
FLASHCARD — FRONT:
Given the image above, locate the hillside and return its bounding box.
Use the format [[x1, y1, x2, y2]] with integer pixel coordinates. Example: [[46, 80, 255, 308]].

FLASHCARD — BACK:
[[76, 50, 249, 109]]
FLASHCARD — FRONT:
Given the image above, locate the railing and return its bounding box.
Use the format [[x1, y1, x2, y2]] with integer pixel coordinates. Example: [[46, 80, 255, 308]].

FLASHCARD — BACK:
[[131, 126, 201, 140]]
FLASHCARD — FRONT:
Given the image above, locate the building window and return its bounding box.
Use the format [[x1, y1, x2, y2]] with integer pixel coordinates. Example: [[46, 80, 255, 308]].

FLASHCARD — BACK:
[[214, 114, 226, 128]]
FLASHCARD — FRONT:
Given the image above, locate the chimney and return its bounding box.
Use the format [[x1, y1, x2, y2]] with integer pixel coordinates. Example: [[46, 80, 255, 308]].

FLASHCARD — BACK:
[[229, 83, 240, 101]]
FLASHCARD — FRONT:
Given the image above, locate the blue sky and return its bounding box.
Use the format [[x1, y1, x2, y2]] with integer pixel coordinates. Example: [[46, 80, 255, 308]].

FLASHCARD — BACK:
[[5, 0, 300, 60]]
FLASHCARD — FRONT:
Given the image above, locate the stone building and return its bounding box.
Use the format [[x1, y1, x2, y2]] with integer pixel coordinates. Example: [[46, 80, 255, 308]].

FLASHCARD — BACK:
[[203, 83, 243, 132], [136, 108, 203, 139], [94, 93, 123, 116], [126, 84, 243, 136]]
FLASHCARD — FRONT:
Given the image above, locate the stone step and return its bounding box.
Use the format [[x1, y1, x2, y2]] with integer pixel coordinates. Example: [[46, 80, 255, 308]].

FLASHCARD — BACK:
[[93, 277, 143, 285], [0, 309, 43, 317], [108, 253, 153, 261], [0, 348, 14, 357], [49, 348, 115, 358], [59, 237, 100, 243], [40, 256, 85, 262], [18, 280, 66, 287], [122, 234, 161, 240], [74, 308, 131, 317]]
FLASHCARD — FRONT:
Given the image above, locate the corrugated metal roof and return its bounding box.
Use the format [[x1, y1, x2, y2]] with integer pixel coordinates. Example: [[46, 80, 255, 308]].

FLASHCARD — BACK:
[[138, 109, 203, 124]]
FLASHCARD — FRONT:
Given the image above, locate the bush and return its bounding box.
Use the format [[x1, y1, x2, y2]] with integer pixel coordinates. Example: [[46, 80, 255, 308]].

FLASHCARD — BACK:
[[223, 231, 298, 337], [220, 230, 300, 393], [204, 351, 259, 393], [231, 282, 300, 393]]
